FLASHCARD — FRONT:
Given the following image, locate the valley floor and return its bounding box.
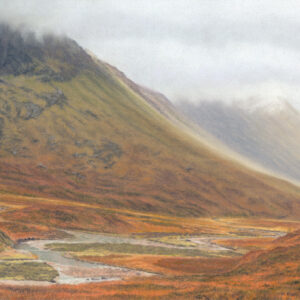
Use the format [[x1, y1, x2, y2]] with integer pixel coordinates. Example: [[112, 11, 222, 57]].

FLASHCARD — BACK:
[[0, 193, 299, 299]]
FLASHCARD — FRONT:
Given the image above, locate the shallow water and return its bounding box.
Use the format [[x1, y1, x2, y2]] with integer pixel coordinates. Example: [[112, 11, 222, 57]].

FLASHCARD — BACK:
[[14, 228, 284, 285], [16, 234, 151, 284]]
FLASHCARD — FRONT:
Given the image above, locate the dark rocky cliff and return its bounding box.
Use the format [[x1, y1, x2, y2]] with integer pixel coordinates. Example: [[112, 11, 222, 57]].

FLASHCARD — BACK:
[[0, 23, 97, 81]]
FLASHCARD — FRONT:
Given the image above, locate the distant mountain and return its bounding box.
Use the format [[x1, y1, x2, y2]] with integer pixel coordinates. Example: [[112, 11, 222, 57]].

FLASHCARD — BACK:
[[0, 23, 300, 219], [178, 98, 300, 182]]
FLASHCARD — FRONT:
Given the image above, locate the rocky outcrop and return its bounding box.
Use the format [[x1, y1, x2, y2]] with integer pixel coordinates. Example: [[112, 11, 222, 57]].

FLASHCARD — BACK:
[[0, 24, 40, 76], [18, 102, 44, 120], [0, 83, 68, 124], [0, 23, 99, 81], [72, 139, 123, 169], [37, 89, 68, 108], [93, 140, 123, 168]]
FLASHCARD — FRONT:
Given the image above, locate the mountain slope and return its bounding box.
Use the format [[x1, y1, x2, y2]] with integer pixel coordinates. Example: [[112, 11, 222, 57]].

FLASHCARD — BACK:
[[179, 99, 300, 183], [0, 24, 300, 219]]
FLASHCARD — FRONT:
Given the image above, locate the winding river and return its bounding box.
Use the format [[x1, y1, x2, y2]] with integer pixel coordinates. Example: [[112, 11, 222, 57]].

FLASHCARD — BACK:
[[16, 232, 153, 285], [11, 229, 284, 285]]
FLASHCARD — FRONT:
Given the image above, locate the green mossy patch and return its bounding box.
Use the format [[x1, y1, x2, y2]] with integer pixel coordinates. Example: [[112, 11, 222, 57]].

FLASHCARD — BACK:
[[0, 261, 58, 281]]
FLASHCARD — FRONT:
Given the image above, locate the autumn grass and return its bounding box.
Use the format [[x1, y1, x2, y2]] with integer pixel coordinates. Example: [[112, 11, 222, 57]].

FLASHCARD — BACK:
[[46, 242, 219, 257], [214, 237, 275, 252], [0, 228, 299, 299], [149, 235, 198, 247]]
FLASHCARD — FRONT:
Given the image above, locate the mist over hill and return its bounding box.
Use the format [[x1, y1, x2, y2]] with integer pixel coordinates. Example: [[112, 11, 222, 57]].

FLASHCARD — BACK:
[[178, 98, 300, 183], [0, 2, 300, 297]]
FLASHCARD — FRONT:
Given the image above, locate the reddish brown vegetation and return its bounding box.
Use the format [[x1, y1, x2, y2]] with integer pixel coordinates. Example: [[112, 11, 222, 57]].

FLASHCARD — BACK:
[[0, 190, 299, 299], [214, 237, 275, 251], [78, 254, 239, 276], [0, 230, 298, 299]]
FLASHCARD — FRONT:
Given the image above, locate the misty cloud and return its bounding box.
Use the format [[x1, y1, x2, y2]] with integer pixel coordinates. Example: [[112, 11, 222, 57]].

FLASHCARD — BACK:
[[0, 0, 300, 109]]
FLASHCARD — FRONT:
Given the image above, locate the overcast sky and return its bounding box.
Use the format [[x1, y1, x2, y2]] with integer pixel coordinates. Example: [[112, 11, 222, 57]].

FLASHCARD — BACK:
[[1, 0, 300, 109]]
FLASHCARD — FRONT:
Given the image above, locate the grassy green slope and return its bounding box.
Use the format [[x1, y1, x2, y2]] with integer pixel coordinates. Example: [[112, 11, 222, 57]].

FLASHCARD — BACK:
[[0, 64, 299, 219], [0, 28, 299, 219]]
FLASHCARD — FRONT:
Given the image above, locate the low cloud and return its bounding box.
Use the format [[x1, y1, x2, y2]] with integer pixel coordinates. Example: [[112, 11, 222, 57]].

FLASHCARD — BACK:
[[0, 0, 300, 109]]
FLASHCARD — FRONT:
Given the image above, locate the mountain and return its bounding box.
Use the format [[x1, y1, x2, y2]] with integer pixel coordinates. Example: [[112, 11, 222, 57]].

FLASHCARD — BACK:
[[179, 98, 300, 183], [0, 24, 300, 220]]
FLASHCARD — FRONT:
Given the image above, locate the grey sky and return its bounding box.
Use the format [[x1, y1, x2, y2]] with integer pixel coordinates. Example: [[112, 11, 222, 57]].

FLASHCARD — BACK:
[[1, 0, 300, 109]]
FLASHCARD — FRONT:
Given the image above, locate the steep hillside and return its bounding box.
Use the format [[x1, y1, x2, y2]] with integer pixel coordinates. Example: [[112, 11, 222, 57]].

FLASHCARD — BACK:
[[0, 24, 300, 219], [179, 99, 300, 183]]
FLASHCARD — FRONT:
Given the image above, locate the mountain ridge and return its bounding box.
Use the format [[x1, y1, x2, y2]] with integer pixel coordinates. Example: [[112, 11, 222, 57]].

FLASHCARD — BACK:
[[0, 24, 299, 219]]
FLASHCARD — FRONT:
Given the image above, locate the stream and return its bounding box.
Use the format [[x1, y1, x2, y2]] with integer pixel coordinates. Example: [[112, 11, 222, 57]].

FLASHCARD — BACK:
[[15, 232, 153, 285], [12, 229, 284, 285]]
